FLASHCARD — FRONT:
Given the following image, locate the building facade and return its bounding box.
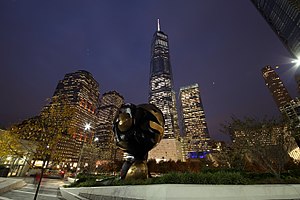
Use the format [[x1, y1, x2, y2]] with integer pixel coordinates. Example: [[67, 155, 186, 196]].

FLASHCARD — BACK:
[[281, 97, 300, 124], [251, 0, 300, 58], [96, 91, 124, 160], [148, 20, 181, 161], [178, 83, 211, 159], [262, 66, 292, 113], [295, 74, 300, 95], [51, 70, 100, 167], [231, 125, 300, 163]]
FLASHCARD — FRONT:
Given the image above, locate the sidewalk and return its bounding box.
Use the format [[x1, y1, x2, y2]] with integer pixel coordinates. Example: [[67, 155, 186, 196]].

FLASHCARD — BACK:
[[0, 177, 26, 194]]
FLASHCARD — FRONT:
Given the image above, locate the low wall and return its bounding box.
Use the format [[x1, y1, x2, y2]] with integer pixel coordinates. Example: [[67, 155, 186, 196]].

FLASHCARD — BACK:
[[60, 184, 300, 200]]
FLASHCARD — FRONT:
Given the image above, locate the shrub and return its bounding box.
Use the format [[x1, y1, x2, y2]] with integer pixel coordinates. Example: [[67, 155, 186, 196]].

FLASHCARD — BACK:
[[76, 179, 97, 187], [117, 172, 249, 185], [66, 170, 300, 187]]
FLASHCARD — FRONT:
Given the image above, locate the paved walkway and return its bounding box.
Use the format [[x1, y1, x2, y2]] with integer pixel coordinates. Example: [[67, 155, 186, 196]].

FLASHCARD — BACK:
[[0, 177, 26, 194], [0, 177, 68, 200]]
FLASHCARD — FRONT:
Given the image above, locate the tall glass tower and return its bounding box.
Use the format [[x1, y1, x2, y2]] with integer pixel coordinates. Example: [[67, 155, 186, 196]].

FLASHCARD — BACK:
[[33, 70, 101, 167], [96, 91, 124, 160], [148, 20, 181, 161], [262, 66, 292, 112], [251, 0, 300, 58], [149, 19, 178, 139], [179, 84, 211, 159]]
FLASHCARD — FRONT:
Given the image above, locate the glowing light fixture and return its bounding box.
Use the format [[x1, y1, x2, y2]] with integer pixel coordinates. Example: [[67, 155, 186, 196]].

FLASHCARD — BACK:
[[292, 57, 300, 67], [84, 123, 91, 131]]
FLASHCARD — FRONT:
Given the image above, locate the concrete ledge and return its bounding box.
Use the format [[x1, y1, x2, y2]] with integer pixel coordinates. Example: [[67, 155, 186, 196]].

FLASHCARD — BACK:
[[0, 178, 26, 194], [60, 184, 300, 200], [67, 177, 76, 183], [60, 188, 89, 200]]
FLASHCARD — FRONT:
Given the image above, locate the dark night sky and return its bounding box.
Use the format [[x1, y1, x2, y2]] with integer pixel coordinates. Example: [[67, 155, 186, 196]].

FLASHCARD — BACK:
[[1, 0, 299, 142]]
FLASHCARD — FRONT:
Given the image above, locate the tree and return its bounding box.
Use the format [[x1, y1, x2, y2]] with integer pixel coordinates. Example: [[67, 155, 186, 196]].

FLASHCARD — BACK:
[[11, 96, 74, 165], [10, 96, 74, 200], [0, 129, 26, 162], [80, 142, 99, 174], [221, 116, 291, 177], [0, 128, 38, 173]]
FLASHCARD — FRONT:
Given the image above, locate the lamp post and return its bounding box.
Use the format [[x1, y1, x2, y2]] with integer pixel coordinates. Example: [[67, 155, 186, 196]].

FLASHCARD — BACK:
[[75, 123, 91, 180], [33, 145, 50, 200]]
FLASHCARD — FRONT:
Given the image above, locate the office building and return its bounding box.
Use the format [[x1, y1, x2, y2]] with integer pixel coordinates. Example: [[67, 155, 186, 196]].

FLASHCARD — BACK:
[[281, 97, 300, 123], [96, 91, 124, 160], [295, 74, 300, 95], [148, 20, 181, 161], [262, 66, 292, 113], [178, 83, 211, 159], [51, 70, 100, 166], [251, 0, 300, 58], [231, 124, 300, 162]]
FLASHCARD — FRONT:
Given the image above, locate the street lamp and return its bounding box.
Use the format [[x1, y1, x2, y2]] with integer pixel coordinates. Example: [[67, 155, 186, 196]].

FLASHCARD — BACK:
[[84, 123, 91, 131], [75, 122, 92, 180], [34, 145, 50, 200], [292, 57, 300, 67]]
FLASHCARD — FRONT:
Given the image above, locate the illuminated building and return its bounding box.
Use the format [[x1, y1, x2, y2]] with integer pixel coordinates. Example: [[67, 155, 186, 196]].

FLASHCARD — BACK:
[[51, 70, 100, 165], [296, 74, 300, 94], [95, 91, 124, 160], [148, 20, 181, 161], [262, 66, 292, 113], [281, 98, 300, 123], [262, 66, 300, 147], [232, 129, 278, 147], [253, 0, 300, 147], [251, 0, 300, 58], [178, 83, 211, 159], [281, 97, 300, 146], [232, 125, 300, 162]]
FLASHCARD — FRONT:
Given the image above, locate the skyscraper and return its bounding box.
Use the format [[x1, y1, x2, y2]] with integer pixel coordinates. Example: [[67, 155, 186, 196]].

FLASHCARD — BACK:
[[261, 66, 300, 160], [96, 91, 124, 160], [281, 98, 300, 125], [178, 83, 211, 159], [262, 66, 292, 113], [251, 0, 300, 58], [51, 70, 100, 165], [295, 74, 300, 94], [148, 20, 181, 161]]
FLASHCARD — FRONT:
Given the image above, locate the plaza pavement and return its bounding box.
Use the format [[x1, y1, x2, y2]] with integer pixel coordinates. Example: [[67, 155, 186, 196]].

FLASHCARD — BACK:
[[0, 177, 26, 194]]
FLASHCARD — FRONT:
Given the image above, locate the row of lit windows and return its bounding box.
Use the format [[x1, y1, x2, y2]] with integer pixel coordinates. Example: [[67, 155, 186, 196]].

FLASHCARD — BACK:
[[156, 32, 167, 39], [155, 39, 168, 47]]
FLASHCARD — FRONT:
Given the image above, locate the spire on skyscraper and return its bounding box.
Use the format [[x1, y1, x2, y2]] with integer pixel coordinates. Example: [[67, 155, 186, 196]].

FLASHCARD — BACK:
[[148, 20, 182, 161], [157, 18, 160, 32]]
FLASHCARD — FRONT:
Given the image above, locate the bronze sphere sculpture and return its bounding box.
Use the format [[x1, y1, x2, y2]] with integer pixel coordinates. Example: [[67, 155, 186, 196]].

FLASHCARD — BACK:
[[113, 103, 164, 180]]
